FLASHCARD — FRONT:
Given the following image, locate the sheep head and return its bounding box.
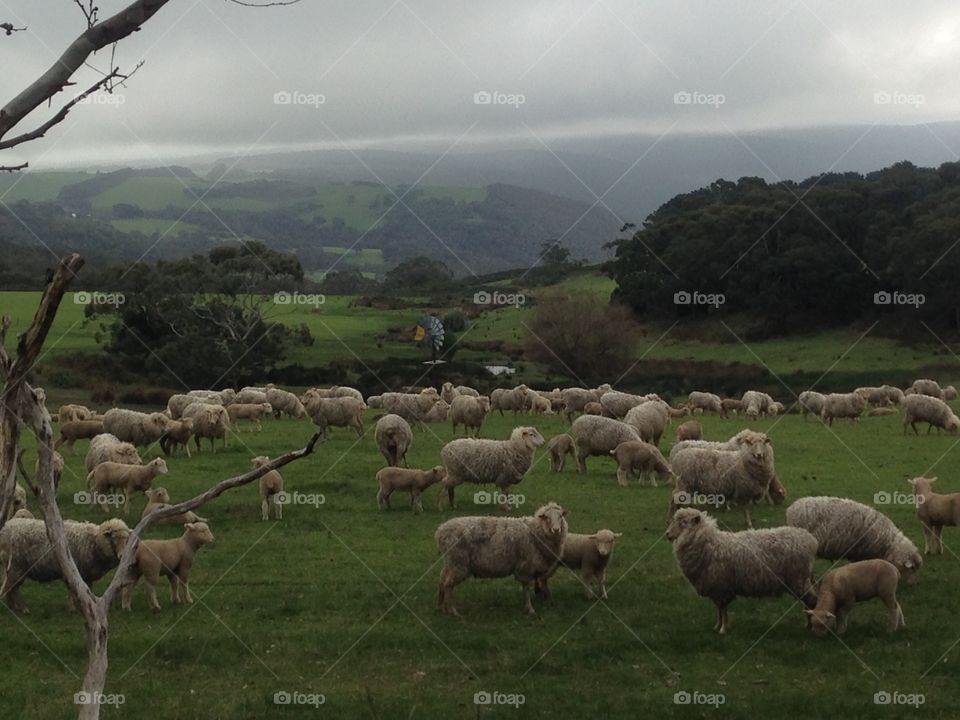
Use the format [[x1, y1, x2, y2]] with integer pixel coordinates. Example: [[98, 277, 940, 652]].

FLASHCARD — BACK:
[[512, 426, 545, 449], [804, 608, 836, 636], [98, 518, 132, 558], [535, 502, 567, 535], [185, 522, 215, 547], [149, 458, 169, 476], [667, 508, 711, 541], [589, 529, 623, 556], [146, 487, 171, 504]]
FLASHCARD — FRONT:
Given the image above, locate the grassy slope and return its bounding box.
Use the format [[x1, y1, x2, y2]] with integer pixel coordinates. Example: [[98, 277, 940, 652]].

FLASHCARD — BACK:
[[5, 410, 960, 718], [0, 171, 92, 203]]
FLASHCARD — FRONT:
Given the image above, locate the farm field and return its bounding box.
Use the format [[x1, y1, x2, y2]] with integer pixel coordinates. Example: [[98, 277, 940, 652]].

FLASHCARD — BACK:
[[5, 408, 960, 718]]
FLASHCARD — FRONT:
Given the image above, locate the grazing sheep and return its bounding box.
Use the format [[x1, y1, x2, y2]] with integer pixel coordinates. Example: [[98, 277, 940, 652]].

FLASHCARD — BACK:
[[253, 456, 284, 521], [688, 391, 722, 415], [58, 404, 93, 423], [720, 398, 743, 418], [85, 434, 142, 473], [599, 391, 648, 419], [438, 427, 544, 510], [234, 388, 268, 405], [0, 518, 131, 613], [908, 476, 960, 554], [583, 401, 605, 416], [561, 387, 600, 422], [423, 399, 450, 423], [449, 395, 490, 437], [227, 402, 273, 432], [167, 393, 222, 419], [570, 415, 641, 473], [490, 384, 530, 415], [87, 458, 169, 515], [768, 401, 785, 416], [675, 420, 703, 442], [526, 391, 553, 415], [435, 502, 568, 616], [265, 388, 307, 419], [798, 390, 826, 420], [54, 419, 105, 452], [375, 414, 413, 467], [366, 395, 383, 409], [911, 378, 944, 399], [855, 385, 904, 407], [159, 418, 194, 458], [187, 388, 236, 405], [537, 529, 622, 600], [374, 392, 436, 427], [609, 440, 672, 487], [376, 466, 445, 513], [103, 408, 169, 448], [307, 395, 365, 437], [455, 385, 480, 397], [669, 428, 763, 459], [669, 404, 691, 418], [547, 434, 575, 472], [667, 508, 817, 634], [805, 560, 904, 636], [141, 488, 207, 525], [624, 401, 670, 447], [786, 497, 922, 583], [944, 385, 958, 401], [741, 390, 775, 418], [902, 394, 960, 435], [121, 522, 215, 611], [183, 404, 231, 452], [867, 406, 898, 417], [820, 392, 866, 425]]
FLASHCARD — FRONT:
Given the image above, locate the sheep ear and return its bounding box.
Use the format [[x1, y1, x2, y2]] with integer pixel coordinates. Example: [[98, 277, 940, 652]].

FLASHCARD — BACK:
[[930, 476, 938, 483], [614, 532, 623, 539], [803, 609, 814, 616], [587, 534, 598, 540], [825, 612, 835, 619], [906, 477, 915, 486]]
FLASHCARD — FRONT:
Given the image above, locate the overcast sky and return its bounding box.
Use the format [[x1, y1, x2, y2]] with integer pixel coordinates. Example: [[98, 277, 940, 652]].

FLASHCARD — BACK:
[[3, 0, 960, 167]]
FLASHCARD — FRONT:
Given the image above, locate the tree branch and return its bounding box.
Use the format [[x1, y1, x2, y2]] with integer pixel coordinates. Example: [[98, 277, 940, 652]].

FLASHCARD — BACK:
[[0, 22, 27, 36], [0, 162, 28, 172]]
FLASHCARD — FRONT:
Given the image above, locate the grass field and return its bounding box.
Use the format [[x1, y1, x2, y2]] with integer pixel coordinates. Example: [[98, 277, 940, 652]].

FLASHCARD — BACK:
[[5, 408, 960, 718]]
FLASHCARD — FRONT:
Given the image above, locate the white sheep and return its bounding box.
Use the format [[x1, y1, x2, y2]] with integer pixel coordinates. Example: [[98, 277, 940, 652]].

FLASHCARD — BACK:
[[120, 522, 215, 611], [374, 414, 413, 467], [253, 456, 285, 521], [103, 408, 169, 448], [490, 384, 529, 415], [908, 476, 960, 554], [265, 387, 308, 419], [159, 418, 194, 457], [87, 458, 169, 515], [560, 387, 600, 422], [85, 434, 142, 473], [449, 395, 490, 437], [805, 559, 904, 636], [167, 393, 222, 419], [911, 378, 944, 399], [599, 391, 648, 419], [227, 402, 273, 432], [623, 400, 670, 447], [570, 415, 641, 473], [741, 390, 773, 418], [306, 395, 365, 436], [820, 392, 866, 425], [537, 529, 623, 600], [423, 399, 450, 423], [547, 433, 575, 472], [687, 391, 723, 415], [609, 440, 673, 487], [183, 403, 231, 452], [798, 390, 826, 420], [376, 466, 445, 513], [902, 394, 960, 435]]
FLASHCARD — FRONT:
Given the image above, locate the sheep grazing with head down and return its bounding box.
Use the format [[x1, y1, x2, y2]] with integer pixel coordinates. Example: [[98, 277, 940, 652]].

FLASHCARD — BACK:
[[911, 378, 944, 399], [599, 391, 647, 419], [687, 391, 722, 416], [438, 427, 544, 510], [741, 390, 774, 418], [720, 398, 743, 418], [805, 559, 904, 636], [798, 390, 826, 420], [58, 404, 93, 423], [609, 440, 672, 487], [902, 394, 960, 435], [675, 420, 703, 442], [667, 508, 818, 634], [490, 384, 530, 416], [820, 392, 866, 425], [103, 408, 169, 448], [265, 387, 308, 419], [54, 419, 105, 452], [624, 400, 670, 448], [944, 385, 958, 401], [583, 401, 604, 416], [786, 496, 922, 583], [908, 476, 960, 554], [561, 387, 601, 422], [547, 433, 575, 472], [435, 501, 568, 616], [537, 529, 623, 600], [374, 414, 413, 467], [307, 395, 365, 437], [449, 395, 490, 437], [85, 434, 142, 474], [570, 415, 641, 473]]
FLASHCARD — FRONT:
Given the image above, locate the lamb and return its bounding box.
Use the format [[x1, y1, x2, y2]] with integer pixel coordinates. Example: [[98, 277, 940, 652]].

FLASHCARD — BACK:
[[599, 391, 648, 419], [547, 434, 575, 472], [265, 387, 308, 419], [435, 502, 568, 616], [583, 401, 605, 416], [609, 440, 672, 487], [570, 415, 641, 473], [423, 399, 450, 423], [167, 393, 222, 419], [0, 518, 131, 613], [490, 384, 529, 415], [537, 529, 622, 600], [911, 378, 944, 399], [945, 385, 958, 401], [87, 457, 169, 515], [624, 400, 670, 447], [253, 456, 284, 521], [805, 559, 904, 636], [741, 390, 773, 417], [103, 408, 169, 448], [120, 522, 215, 611], [227, 402, 273, 432], [159, 418, 194, 457], [183, 403, 231, 452], [908, 476, 960, 554], [669, 404, 691, 418], [366, 395, 383, 409], [720, 398, 743, 418], [667, 508, 818, 634], [307, 395, 365, 436], [526, 391, 553, 415], [376, 466, 446, 513], [785, 496, 922, 583], [768, 401, 785, 416], [375, 414, 413, 467], [560, 387, 600, 422], [855, 385, 904, 407], [53, 419, 105, 452], [85, 433, 142, 473], [141, 488, 207, 526], [798, 390, 826, 420], [902, 394, 960, 435], [688, 391, 722, 415], [58, 403, 93, 423], [820, 392, 866, 425], [675, 420, 703, 442], [449, 395, 490, 437], [438, 427, 544, 510]]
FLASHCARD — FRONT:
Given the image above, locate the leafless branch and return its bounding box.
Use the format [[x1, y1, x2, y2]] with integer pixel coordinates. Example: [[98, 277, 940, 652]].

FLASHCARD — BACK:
[[73, 0, 100, 28], [0, 162, 28, 172], [0, 22, 27, 36]]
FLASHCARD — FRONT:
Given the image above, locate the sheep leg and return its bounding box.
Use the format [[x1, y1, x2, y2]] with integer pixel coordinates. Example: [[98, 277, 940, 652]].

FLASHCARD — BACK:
[[437, 568, 462, 616], [261, 497, 270, 521], [274, 496, 283, 520], [145, 574, 161, 611], [575, 444, 587, 473], [377, 487, 388, 511], [168, 575, 179, 603], [921, 524, 934, 554], [616, 465, 629, 488], [0, 571, 26, 613], [178, 572, 193, 603], [885, 596, 902, 631], [599, 570, 608, 600], [412, 490, 423, 515], [718, 605, 730, 634], [120, 577, 138, 610], [743, 507, 754, 529], [836, 610, 849, 635], [934, 525, 944, 554], [520, 582, 537, 616], [184, 441, 191, 459], [712, 604, 723, 632]]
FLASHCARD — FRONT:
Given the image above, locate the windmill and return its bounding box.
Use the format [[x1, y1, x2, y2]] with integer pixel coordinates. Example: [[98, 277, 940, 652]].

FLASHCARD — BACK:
[[415, 315, 445, 364]]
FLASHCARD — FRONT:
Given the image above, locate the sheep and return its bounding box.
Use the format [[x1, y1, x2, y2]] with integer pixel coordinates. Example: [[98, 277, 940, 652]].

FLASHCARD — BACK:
[[669, 428, 763, 459], [805, 559, 904, 636], [670, 431, 777, 528], [187, 388, 236, 405], [373, 392, 435, 426], [159, 418, 194, 458], [183, 404, 231, 452], [911, 378, 944, 399], [908, 476, 960, 554], [490, 384, 529, 415], [87, 458, 169, 515], [599, 391, 648, 419], [366, 395, 383, 409], [265, 388, 307, 419], [547, 434, 575, 472], [798, 390, 826, 420], [675, 420, 703, 442], [253, 456, 284, 521], [13, 483, 27, 514], [539, 388, 564, 412], [449, 395, 490, 437], [688, 391, 722, 415], [867, 406, 898, 417], [785, 496, 922, 583], [435, 502, 568, 616], [167, 393, 222, 419], [376, 466, 446, 514], [85, 434, 142, 473], [438, 427, 544, 510], [945, 385, 958, 401], [120, 522, 215, 611], [58, 404, 93, 423], [609, 440, 672, 487], [720, 398, 743, 418], [526, 391, 553, 415], [307, 395, 365, 436], [768, 401, 785, 416], [103, 408, 169, 448], [902, 394, 960, 435], [375, 414, 413, 467], [854, 385, 904, 407], [624, 401, 670, 447], [820, 392, 866, 425], [455, 385, 480, 397], [560, 387, 600, 422], [741, 390, 773, 417], [537, 529, 622, 600], [583, 401, 605, 416], [440, 382, 458, 404], [53, 419, 105, 452], [570, 415, 641, 473], [141, 488, 207, 525], [669, 404, 691, 418], [227, 402, 273, 432], [0, 518, 131, 613], [423, 399, 450, 423], [667, 508, 818, 634], [234, 388, 268, 405]]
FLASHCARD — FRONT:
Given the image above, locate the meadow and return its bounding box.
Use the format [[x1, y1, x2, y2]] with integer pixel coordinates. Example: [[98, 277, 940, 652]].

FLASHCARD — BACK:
[[3, 406, 960, 719]]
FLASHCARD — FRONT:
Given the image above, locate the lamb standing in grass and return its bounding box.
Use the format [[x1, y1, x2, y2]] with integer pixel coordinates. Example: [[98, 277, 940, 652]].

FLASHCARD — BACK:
[[609, 440, 673, 487], [908, 476, 960, 554], [376, 466, 445, 513], [54, 419, 105, 452], [537, 529, 622, 600], [227, 402, 273, 432], [87, 458, 169, 515], [667, 508, 817, 634], [547, 434, 575, 472], [675, 420, 703, 442], [121, 522, 215, 611], [159, 418, 194, 457], [805, 559, 904, 636], [435, 502, 568, 616], [902, 394, 960, 435], [375, 414, 413, 467], [253, 456, 284, 521], [570, 415, 641, 473], [141, 488, 208, 525]]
